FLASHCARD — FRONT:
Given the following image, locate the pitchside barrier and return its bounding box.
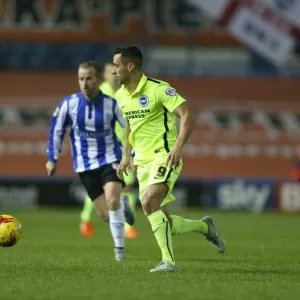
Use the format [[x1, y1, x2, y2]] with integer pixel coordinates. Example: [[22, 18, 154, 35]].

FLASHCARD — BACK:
[[0, 177, 299, 213]]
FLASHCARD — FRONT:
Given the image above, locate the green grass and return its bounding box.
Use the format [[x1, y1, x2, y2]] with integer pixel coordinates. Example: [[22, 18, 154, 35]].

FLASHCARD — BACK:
[[1, 208, 300, 300]]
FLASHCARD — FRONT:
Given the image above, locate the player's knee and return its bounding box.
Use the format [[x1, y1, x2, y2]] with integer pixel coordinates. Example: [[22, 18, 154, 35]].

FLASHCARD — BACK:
[[141, 193, 157, 214], [106, 197, 121, 211], [141, 185, 167, 214]]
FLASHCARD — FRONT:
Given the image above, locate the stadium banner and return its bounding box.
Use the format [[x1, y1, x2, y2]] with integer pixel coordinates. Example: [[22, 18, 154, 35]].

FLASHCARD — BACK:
[[188, 0, 298, 64], [0, 179, 40, 209], [1, 177, 300, 212], [263, 0, 300, 28], [276, 181, 300, 212], [227, 6, 294, 65], [212, 179, 276, 212], [186, 0, 231, 19], [0, 177, 211, 209], [1, 74, 300, 178], [172, 179, 214, 208], [0, 177, 83, 209], [0, 0, 237, 47]]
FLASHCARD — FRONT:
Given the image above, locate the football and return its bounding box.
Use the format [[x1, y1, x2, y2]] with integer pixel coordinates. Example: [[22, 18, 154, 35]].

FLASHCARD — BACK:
[[0, 215, 23, 247]]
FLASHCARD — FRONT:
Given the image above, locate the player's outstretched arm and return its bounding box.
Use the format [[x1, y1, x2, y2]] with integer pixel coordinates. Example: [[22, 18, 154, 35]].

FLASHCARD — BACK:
[[166, 102, 193, 169], [46, 100, 69, 176]]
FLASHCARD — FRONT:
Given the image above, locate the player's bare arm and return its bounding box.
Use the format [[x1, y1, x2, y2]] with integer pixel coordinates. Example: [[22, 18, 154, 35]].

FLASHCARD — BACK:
[[166, 102, 193, 169], [46, 102, 68, 177], [46, 161, 57, 176], [117, 120, 132, 179]]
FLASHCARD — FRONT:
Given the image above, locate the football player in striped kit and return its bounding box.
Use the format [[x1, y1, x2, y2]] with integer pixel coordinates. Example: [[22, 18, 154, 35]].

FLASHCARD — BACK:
[[79, 62, 139, 239], [46, 61, 134, 261]]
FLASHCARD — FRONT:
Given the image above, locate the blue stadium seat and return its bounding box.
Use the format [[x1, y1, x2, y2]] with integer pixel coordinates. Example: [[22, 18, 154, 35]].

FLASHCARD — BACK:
[[0, 41, 298, 76]]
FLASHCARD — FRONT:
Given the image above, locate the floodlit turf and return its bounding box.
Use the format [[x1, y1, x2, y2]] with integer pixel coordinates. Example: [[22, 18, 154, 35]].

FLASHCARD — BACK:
[[1, 208, 300, 300]]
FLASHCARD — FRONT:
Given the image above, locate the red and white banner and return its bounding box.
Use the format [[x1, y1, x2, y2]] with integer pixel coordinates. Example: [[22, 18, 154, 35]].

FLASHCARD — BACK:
[[263, 0, 300, 28], [187, 0, 300, 64], [228, 6, 294, 64]]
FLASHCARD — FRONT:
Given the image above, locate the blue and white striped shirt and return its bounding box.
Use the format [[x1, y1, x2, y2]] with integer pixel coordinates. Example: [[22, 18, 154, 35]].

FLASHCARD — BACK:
[[47, 91, 126, 173]]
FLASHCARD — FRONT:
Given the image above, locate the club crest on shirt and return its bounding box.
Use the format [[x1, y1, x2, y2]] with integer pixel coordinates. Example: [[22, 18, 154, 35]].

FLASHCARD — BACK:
[[139, 95, 149, 107], [165, 88, 176, 96]]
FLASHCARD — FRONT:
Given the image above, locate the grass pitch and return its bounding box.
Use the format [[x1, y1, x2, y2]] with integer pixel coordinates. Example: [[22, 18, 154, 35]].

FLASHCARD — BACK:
[[1, 208, 300, 300]]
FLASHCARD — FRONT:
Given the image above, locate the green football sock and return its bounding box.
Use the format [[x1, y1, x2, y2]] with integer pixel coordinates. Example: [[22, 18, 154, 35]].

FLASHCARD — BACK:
[[170, 215, 208, 236], [122, 192, 136, 231], [148, 210, 175, 264], [80, 196, 94, 222]]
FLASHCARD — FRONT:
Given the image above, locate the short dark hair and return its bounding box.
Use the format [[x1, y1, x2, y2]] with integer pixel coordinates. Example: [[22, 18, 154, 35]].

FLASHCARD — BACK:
[[114, 46, 143, 70], [79, 61, 101, 77]]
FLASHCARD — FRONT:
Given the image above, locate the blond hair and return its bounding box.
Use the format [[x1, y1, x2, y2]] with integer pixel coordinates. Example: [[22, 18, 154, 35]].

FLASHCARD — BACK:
[[79, 61, 101, 77]]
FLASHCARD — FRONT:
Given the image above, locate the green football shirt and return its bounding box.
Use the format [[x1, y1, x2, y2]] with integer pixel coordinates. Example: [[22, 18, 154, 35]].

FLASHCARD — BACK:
[[99, 82, 125, 146], [99, 81, 115, 98], [115, 74, 186, 165]]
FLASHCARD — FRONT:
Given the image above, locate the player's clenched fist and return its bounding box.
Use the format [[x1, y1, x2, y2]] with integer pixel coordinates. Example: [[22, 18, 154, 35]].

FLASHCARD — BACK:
[[46, 161, 56, 176], [117, 156, 131, 180]]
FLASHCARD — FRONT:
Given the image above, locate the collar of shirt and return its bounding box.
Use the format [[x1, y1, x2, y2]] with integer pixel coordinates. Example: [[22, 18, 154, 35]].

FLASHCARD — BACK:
[[81, 91, 103, 104], [121, 73, 147, 96]]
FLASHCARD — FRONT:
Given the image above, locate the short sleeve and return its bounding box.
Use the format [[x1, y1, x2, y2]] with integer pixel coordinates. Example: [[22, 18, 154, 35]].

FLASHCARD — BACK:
[[156, 85, 186, 113], [114, 105, 126, 128]]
